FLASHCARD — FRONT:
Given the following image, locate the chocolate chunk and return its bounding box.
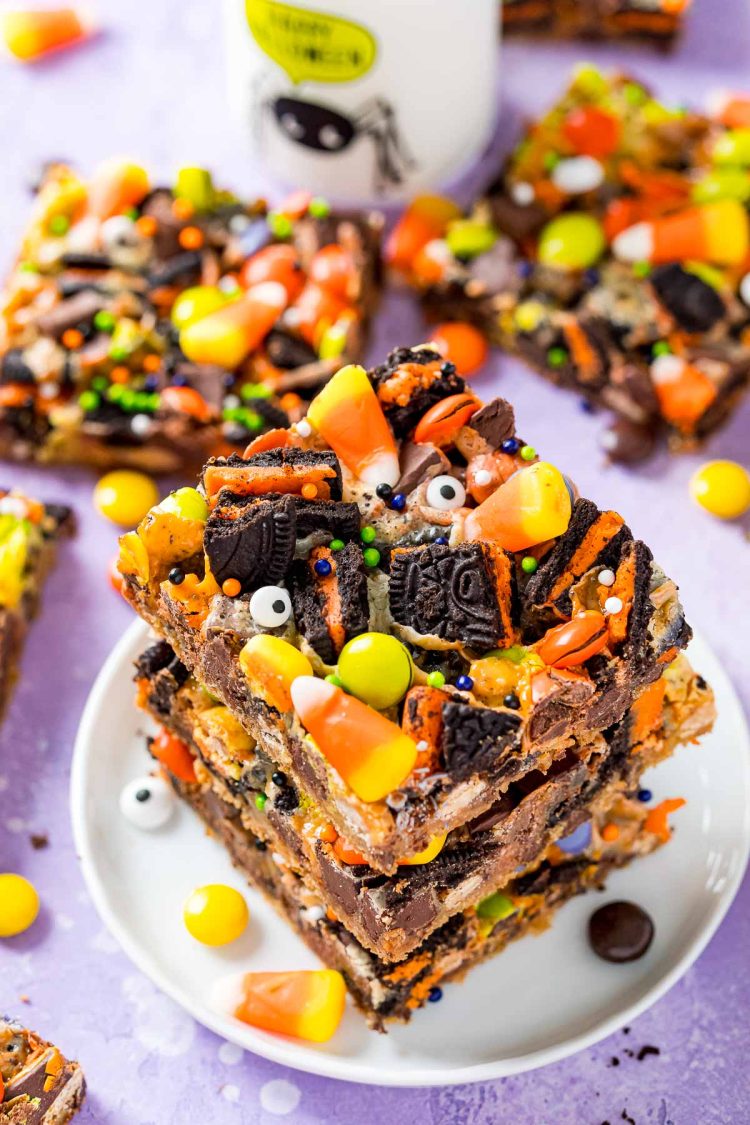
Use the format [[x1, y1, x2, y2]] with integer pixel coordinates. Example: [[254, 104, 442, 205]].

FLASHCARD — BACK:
[[204, 494, 296, 590], [441, 701, 521, 780], [468, 397, 516, 449], [266, 328, 318, 370], [134, 639, 175, 679], [389, 543, 514, 653], [651, 264, 725, 334], [35, 290, 103, 337], [396, 441, 450, 495], [148, 251, 203, 288], [1, 348, 35, 385], [60, 251, 112, 270], [486, 192, 548, 242], [588, 900, 654, 963], [368, 346, 465, 438], [289, 542, 369, 662], [601, 418, 658, 463]]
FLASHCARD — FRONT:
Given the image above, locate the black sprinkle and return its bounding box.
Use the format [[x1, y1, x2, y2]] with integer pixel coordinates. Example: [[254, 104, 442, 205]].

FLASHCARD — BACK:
[[29, 834, 49, 850], [636, 1045, 660, 1061], [609, 1057, 620, 1067]]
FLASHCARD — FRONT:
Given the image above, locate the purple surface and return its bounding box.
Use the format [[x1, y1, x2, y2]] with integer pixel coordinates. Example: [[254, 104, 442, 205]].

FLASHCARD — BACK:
[[1, 2, 749, 1121]]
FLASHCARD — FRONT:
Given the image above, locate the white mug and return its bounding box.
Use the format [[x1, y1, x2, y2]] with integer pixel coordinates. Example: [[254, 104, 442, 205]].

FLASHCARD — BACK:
[[223, 0, 500, 204]]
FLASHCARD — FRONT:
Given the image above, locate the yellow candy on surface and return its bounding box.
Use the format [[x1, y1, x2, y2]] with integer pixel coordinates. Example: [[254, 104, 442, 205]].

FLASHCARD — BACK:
[[690, 459, 750, 520], [183, 884, 249, 946], [171, 285, 229, 330], [400, 833, 448, 866], [0, 873, 40, 937], [239, 634, 313, 713], [94, 470, 159, 528]]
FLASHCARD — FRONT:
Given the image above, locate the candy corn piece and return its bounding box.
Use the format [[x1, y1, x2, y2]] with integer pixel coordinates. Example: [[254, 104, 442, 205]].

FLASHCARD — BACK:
[[239, 635, 313, 713], [650, 354, 717, 428], [234, 970, 346, 1042], [306, 364, 400, 487], [1, 6, 95, 62], [464, 462, 572, 552], [180, 282, 288, 369], [385, 194, 462, 272], [612, 199, 749, 266], [86, 158, 150, 220], [291, 677, 418, 802], [707, 90, 750, 129]]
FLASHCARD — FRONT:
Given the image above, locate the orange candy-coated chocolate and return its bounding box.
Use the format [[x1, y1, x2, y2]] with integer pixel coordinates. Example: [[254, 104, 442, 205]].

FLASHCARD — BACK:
[[535, 610, 609, 669], [431, 322, 489, 376], [413, 392, 481, 447], [151, 727, 196, 782], [292, 282, 349, 346], [563, 106, 620, 158], [385, 194, 462, 272], [309, 244, 357, 299], [160, 385, 213, 422], [240, 244, 305, 302], [291, 677, 417, 802], [234, 970, 346, 1042]]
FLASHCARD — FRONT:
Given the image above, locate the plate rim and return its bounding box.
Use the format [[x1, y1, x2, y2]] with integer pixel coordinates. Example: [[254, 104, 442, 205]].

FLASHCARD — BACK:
[[70, 617, 750, 1088]]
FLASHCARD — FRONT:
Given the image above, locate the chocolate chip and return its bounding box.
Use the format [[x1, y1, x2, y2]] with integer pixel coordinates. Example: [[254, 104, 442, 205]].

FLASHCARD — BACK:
[[468, 397, 516, 450], [588, 900, 654, 963], [600, 419, 657, 464], [651, 263, 725, 333], [204, 494, 296, 590]]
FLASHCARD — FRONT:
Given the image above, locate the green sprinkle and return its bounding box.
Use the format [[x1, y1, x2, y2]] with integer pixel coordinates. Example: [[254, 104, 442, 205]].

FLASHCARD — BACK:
[[78, 390, 100, 412], [546, 347, 568, 368], [309, 196, 331, 218], [48, 214, 70, 236], [542, 151, 560, 172], [222, 406, 243, 422], [93, 310, 116, 333], [632, 260, 652, 279], [146, 393, 161, 412], [268, 211, 293, 239], [254, 793, 267, 811], [652, 340, 671, 357], [476, 892, 516, 922], [109, 345, 130, 362], [325, 673, 343, 687], [107, 384, 126, 403], [119, 389, 137, 412], [427, 670, 446, 689], [91, 375, 108, 392], [521, 556, 538, 574], [360, 526, 376, 544], [362, 547, 381, 568], [240, 383, 273, 401], [329, 538, 345, 552], [244, 410, 264, 432], [520, 444, 536, 461], [125, 206, 139, 220]]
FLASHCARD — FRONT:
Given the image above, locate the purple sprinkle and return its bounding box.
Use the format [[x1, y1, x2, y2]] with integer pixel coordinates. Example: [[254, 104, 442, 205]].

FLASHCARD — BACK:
[[638, 788, 653, 803], [517, 260, 533, 279], [171, 374, 188, 387], [580, 399, 595, 414], [456, 675, 474, 691], [556, 820, 592, 855], [143, 375, 159, 392], [314, 558, 332, 577], [501, 438, 519, 454]]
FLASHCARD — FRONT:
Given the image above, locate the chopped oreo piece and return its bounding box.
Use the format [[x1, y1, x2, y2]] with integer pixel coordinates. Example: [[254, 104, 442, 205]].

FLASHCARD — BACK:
[[293, 499, 361, 542], [288, 542, 369, 663], [396, 441, 450, 495], [368, 346, 465, 438], [204, 448, 343, 502], [389, 542, 516, 653], [147, 250, 203, 288], [266, 328, 318, 370], [441, 701, 522, 780], [651, 264, 725, 334], [467, 397, 516, 449], [134, 639, 176, 679], [204, 494, 296, 590], [1, 349, 35, 385]]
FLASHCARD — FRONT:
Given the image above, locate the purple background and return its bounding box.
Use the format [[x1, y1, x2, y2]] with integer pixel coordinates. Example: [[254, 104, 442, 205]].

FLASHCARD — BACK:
[[1, 2, 750, 1121]]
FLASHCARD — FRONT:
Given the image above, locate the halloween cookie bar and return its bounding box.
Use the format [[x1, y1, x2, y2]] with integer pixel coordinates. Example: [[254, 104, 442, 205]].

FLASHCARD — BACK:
[[0, 1019, 85, 1123], [502, 1, 692, 45], [390, 69, 750, 459], [137, 640, 713, 961], [0, 489, 73, 716], [118, 345, 697, 875], [0, 161, 382, 471]]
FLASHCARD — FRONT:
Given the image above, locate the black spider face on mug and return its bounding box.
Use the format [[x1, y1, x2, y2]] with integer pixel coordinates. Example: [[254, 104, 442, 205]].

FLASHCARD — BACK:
[[271, 96, 356, 153]]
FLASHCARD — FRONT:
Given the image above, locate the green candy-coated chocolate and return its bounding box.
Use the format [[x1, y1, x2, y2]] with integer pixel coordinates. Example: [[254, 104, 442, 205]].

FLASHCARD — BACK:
[[337, 632, 413, 710], [446, 219, 497, 260], [537, 213, 605, 270], [476, 892, 516, 921], [158, 487, 208, 523]]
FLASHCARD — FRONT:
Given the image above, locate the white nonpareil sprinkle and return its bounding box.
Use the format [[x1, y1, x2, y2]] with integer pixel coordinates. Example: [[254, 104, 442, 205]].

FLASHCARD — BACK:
[[510, 181, 535, 206], [552, 155, 605, 194], [223, 394, 241, 410], [597, 569, 616, 587], [604, 596, 623, 615], [302, 905, 326, 923], [0, 497, 29, 519], [229, 213, 250, 233], [416, 740, 429, 752], [739, 272, 750, 307], [650, 353, 684, 384], [38, 382, 60, 400], [295, 419, 312, 437], [474, 469, 493, 487], [130, 414, 153, 437]]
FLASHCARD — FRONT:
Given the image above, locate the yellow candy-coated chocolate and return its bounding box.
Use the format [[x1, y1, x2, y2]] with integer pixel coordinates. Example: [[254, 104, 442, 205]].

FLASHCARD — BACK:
[[183, 883, 249, 946], [337, 632, 413, 710], [0, 873, 40, 937], [239, 634, 313, 713], [93, 470, 159, 528], [690, 459, 750, 520]]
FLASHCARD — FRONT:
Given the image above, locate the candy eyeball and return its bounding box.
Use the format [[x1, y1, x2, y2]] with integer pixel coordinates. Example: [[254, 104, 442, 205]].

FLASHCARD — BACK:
[[425, 475, 466, 511], [101, 215, 150, 268], [249, 585, 292, 629], [119, 774, 175, 830]]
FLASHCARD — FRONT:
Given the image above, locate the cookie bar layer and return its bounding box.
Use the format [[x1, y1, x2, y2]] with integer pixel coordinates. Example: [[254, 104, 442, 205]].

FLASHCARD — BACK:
[[502, 1, 691, 44], [0, 1019, 85, 1124], [138, 643, 712, 960], [0, 162, 382, 471], [170, 775, 664, 1028], [0, 491, 74, 717]]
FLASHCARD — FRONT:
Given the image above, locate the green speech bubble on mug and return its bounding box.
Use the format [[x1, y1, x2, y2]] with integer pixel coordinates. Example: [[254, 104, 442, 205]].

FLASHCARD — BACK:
[[245, 0, 377, 85]]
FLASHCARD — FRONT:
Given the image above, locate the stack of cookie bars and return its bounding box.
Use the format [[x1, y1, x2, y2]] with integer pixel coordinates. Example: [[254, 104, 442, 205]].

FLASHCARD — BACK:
[[118, 345, 714, 1029]]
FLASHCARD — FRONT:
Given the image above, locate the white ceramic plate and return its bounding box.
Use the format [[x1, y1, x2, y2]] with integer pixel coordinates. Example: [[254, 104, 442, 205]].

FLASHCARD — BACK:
[[71, 620, 750, 1087]]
